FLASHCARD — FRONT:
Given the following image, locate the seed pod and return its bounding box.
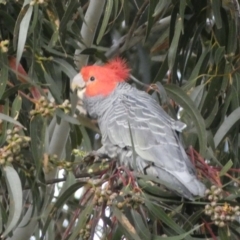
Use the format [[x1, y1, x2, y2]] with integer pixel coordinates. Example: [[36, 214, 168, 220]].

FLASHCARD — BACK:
[[234, 206, 240, 212], [211, 201, 217, 207], [6, 129, 12, 135], [109, 194, 116, 200], [214, 206, 221, 212], [30, 110, 37, 115], [205, 204, 211, 210], [117, 202, 124, 209], [86, 224, 91, 230], [98, 196, 104, 205], [226, 215, 231, 221], [219, 214, 225, 220], [219, 221, 225, 227], [205, 189, 210, 195], [44, 109, 50, 115], [0, 159, 5, 164], [106, 190, 112, 195], [205, 210, 213, 216], [211, 185, 217, 191], [217, 188, 222, 194], [214, 220, 220, 226], [208, 195, 213, 201], [39, 96, 46, 103], [7, 156, 13, 162], [235, 211, 240, 216], [13, 127, 20, 133], [213, 196, 219, 201], [6, 135, 12, 143], [48, 103, 54, 108], [39, 107, 45, 113]]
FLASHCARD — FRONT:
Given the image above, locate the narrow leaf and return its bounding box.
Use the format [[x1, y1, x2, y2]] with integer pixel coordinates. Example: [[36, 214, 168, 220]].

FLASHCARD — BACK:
[[152, 224, 201, 239], [165, 84, 207, 156], [168, 17, 182, 70], [214, 107, 240, 147], [113, 207, 142, 240], [212, 0, 222, 29], [97, 0, 113, 44], [0, 51, 8, 99], [0, 113, 24, 128], [1, 166, 23, 238], [16, 1, 33, 66], [145, 0, 158, 41], [219, 160, 233, 176]]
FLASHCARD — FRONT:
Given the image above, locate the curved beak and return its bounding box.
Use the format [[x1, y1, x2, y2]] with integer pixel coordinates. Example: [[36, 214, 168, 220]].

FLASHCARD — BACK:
[[71, 73, 86, 100]]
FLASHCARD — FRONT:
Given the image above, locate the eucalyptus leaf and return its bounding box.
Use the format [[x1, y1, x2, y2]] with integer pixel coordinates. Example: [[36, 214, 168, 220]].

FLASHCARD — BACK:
[[2, 166, 23, 238]]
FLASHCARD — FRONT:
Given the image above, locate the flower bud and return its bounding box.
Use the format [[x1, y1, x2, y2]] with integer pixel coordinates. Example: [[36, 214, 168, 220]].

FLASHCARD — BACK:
[[219, 221, 225, 227]]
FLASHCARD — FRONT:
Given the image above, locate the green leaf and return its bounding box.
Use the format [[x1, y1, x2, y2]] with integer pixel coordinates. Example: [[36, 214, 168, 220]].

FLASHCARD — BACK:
[[113, 207, 142, 240], [153, 55, 168, 83], [59, 0, 80, 33], [214, 107, 240, 147], [179, 0, 186, 33], [58, 172, 76, 197], [68, 200, 94, 240], [41, 181, 89, 239], [1, 83, 31, 99], [1, 165, 23, 238], [145, 0, 158, 41], [212, 0, 222, 29], [182, 49, 210, 91], [214, 46, 225, 64], [168, 17, 182, 70], [11, 95, 22, 121], [0, 113, 24, 128], [43, 71, 62, 103], [165, 84, 207, 156], [131, 209, 151, 240], [219, 160, 233, 176], [145, 201, 191, 238], [153, 0, 170, 17], [218, 226, 231, 240], [152, 224, 201, 239], [16, 0, 33, 66], [0, 52, 8, 99], [97, 0, 113, 44], [30, 115, 46, 171], [55, 109, 80, 125], [52, 58, 77, 79]]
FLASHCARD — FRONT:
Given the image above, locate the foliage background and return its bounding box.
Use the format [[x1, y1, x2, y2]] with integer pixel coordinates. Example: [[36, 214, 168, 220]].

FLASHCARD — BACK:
[[0, 0, 240, 239]]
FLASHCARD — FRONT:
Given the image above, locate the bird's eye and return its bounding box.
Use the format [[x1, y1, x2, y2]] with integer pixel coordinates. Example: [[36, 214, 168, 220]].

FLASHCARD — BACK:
[[90, 76, 95, 81]]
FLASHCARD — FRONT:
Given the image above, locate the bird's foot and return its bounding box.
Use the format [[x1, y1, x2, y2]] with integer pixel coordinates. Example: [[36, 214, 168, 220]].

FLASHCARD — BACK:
[[84, 150, 109, 163]]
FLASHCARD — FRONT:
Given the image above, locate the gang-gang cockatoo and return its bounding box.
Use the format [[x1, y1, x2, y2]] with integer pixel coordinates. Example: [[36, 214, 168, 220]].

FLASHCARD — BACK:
[[72, 58, 206, 199]]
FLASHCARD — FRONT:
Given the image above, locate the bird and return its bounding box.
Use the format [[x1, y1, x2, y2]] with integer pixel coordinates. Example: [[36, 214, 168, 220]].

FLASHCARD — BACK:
[[71, 58, 206, 199]]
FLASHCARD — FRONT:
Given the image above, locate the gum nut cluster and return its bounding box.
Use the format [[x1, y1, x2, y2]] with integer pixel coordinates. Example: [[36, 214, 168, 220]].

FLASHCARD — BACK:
[[93, 186, 144, 210], [79, 223, 91, 240], [0, 127, 30, 165], [43, 154, 73, 172], [204, 185, 240, 227], [30, 97, 71, 117]]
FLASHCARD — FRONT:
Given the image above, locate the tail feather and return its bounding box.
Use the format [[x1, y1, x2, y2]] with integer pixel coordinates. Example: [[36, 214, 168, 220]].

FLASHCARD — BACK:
[[117, 148, 205, 200]]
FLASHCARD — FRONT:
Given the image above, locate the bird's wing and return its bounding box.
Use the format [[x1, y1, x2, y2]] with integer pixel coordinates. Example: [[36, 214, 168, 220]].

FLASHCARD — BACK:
[[104, 88, 194, 173]]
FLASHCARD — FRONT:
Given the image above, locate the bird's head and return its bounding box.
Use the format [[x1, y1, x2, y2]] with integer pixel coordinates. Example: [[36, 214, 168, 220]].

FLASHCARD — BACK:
[[71, 58, 130, 99]]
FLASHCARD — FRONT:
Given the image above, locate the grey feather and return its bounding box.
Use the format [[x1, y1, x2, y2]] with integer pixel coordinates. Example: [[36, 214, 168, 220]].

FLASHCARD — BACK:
[[83, 82, 206, 199]]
